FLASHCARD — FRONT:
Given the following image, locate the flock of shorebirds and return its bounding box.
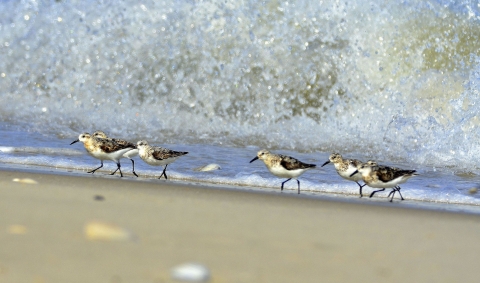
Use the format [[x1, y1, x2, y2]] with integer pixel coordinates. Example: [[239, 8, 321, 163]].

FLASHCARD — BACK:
[[249, 151, 417, 202], [71, 131, 188, 180], [71, 131, 418, 203]]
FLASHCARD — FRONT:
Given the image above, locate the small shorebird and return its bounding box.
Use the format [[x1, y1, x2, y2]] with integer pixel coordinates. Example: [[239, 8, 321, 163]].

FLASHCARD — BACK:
[[250, 149, 316, 194], [70, 133, 136, 177], [322, 153, 376, 197], [93, 131, 139, 177], [136, 140, 188, 179], [350, 163, 418, 202]]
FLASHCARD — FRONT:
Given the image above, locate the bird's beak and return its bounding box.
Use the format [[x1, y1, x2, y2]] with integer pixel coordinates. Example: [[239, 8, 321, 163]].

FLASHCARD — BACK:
[[250, 156, 259, 163], [70, 139, 79, 145], [350, 170, 359, 177], [321, 160, 330, 167]]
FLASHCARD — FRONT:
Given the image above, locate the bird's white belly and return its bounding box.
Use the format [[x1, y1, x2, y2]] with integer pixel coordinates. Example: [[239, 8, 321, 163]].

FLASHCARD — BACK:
[[366, 176, 411, 188], [142, 155, 179, 166], [89, 147, 132, 162], [337, 166, 362, 182], [268, 165, 307, 179]]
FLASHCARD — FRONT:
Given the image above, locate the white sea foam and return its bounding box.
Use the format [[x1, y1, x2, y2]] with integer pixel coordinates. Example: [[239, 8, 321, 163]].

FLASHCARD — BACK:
[[0, 0, 479, 171]]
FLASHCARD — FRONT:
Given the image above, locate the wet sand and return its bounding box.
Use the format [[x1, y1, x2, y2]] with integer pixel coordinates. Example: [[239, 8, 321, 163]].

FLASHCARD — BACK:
[[1, 168, 480, 283]]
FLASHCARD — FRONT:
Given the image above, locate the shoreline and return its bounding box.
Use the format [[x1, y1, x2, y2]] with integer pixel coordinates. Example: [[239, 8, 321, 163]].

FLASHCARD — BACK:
[[1, 168, 480, 282]]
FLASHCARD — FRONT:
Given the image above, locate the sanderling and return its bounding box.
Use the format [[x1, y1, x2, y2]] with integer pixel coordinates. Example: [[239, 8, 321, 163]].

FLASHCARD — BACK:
[[250, 149, 316, 194], [93, 131, 139, 177], [136, 140, 188, 179], [322, 153, 377, 197], [70, 133, 136, 177], [350, 163, 418, 202]]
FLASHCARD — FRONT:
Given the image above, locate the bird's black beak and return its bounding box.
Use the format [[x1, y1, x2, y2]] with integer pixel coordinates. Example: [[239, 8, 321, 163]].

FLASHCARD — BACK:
[[350, 170, 359, 178], [70, 139, 79, 145], [321, 160, 330, 167], [250, 156, 259, 163]]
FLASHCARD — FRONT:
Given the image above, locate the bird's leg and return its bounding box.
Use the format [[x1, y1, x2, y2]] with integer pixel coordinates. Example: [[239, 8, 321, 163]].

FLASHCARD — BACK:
[[281, 178, 292, 192], [88, 161, 104, 174], [369, 188, 385, 198], [131, 159, 138, 177], [114, 162, 123, 177], [396, 186, 405, 200], [158, 164, 169, 179], [356, 182, 366, 198], [388, 189, 396, 202]]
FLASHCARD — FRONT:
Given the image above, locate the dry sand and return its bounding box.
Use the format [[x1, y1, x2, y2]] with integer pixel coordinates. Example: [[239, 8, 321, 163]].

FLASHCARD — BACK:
[[1, 168, 480, 283]]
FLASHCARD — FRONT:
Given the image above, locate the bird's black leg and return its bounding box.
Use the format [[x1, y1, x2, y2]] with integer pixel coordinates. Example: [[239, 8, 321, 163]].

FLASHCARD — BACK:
[[389, 189, 396, 202], [158, 165, 169, 179], [369, 188, 385, 198], [110, 167, 119, 175], [111, 162, 123, 177], [296, 179, 301, 194], [281, 178, 292, 192], [396, 186, 405, 200], [356, 182, 366, 198], [109, 161, 123, 177], [387, 190, 395, 198], [131, 159, 138, 177], [88, 161, 104, 174]]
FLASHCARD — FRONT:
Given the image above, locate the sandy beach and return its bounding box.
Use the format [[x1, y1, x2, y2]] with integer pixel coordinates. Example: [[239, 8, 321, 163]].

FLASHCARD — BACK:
[[1, 168, 480, 283]]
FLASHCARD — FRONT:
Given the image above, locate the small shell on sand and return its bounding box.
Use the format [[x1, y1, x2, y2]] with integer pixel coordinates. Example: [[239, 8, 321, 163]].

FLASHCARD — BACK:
[[12, 178, 38, 184], [171, 262, 210, 282], [193, 164, 221, 172], [84, 221, 135, 241], [469, 187, 478, 194], [7, 225, 28, 235]]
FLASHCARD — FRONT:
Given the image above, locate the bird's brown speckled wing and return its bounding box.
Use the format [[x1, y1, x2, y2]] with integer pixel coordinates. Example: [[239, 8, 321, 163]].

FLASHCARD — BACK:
[[350, 159, 363, 168], [151, 147, 188, 161], [112, 138, 136, 148], [98, 138, 135, 153], [280, 155, 316, 170], [377, 166, 416, 182]]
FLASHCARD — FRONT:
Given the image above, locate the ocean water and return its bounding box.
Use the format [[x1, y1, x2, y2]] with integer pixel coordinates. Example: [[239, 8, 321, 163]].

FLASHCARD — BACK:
[[1, 0, 480, 211]]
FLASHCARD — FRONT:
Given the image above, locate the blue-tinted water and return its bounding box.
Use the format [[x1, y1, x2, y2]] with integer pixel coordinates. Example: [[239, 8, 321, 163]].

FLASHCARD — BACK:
[[2, 125, 480, 214]]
